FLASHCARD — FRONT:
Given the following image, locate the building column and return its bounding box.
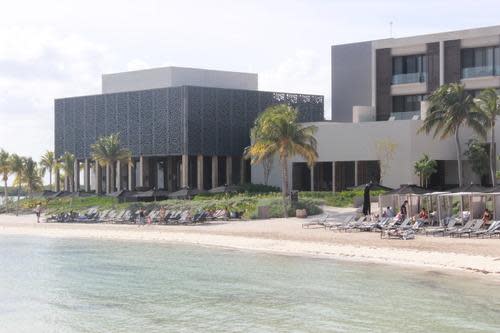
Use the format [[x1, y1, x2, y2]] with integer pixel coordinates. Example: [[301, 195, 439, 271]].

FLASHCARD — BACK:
[[439, 40, 445, 86], [55, 168, 60, 192], [73, 160, 80, 192], [83, 159, 90, 192], [211, 156, 218, 188], [128, 161, 135, 191], [310, 165, 314, 192], [166, 157, 174, 191], [332, 161, 336, 193], [95, 162, 102, 194], [240, 158, 246, 185], [138, 155, 144, 188], [226, 156, 233, 185], [354, 161, 359, 186], [197, 155, 204, 190], [106, 163, 111, 194], [181, 154, 189, 188], [116, 160, 122, 191]]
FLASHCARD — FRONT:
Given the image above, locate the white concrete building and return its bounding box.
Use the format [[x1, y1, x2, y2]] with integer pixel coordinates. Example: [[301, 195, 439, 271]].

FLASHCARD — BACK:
[[253, 25, 500, 191]]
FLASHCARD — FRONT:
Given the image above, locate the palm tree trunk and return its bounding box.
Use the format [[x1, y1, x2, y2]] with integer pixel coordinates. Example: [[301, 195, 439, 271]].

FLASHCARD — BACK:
[[455, 127, 463, 187], [49, 167, 53, 191], [490, 124, 496, 186], [16, 184, 20, 216], [111, 163, 116, 193], [3, 179, 8, 211], [281, 155, 289, 218]]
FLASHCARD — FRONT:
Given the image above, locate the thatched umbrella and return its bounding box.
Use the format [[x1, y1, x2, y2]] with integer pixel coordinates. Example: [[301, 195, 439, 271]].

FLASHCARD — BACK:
[[347, 182, 392, 192], [168, 188, 206, 200], [208, 185, 243, 194], [379, 184, 429, 216]]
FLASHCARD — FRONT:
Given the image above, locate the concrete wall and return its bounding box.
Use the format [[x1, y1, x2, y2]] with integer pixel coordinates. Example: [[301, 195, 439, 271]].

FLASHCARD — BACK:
[[331, 41, 373, 122], [252, 119, 498, 189], [102, 66, 258, 93]]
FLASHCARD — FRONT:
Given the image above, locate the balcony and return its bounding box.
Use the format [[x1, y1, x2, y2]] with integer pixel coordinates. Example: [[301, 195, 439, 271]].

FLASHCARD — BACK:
[[389, 111, 420, 121], [392, 72, 427, 85], [462, 66, 494, 79]]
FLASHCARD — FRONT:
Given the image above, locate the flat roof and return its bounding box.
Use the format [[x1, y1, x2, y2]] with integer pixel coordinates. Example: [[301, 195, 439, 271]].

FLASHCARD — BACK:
[[333, 24, 500, 48]]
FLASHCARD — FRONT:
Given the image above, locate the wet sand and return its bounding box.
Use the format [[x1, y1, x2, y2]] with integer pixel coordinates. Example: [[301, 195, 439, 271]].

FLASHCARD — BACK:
[[1, 212, 500, 281]]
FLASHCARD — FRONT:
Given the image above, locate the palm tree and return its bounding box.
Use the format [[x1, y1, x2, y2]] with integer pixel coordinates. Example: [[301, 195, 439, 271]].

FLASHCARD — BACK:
[[59, 152, 75, 191], [245, 104, 318, 217], [419, 83, 487, 187], [414, 154, 437, 188], [40, 151, 56, 190], [91, 133, 131, 193], [10, 154, 24, 216], [0, 149, 11, 208], [22, 157, 43, 197], [474, 88, 500, 186]]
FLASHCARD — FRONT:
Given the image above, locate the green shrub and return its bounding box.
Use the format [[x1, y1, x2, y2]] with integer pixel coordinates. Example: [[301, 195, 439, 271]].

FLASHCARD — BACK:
[[300, 190, 387, 207], [249, 197, 323, 219]]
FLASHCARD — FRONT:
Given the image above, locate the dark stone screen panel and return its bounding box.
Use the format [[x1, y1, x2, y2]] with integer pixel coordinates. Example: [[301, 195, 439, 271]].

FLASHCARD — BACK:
[[426, 42, 440, 93], [74, 98, 85, 159], [186, 86, 324, 156], [201, 88, 217, 156], [54, 100, 65, 157], [444, 40, 461, 84], [55, 86, 323, 159], [376, 48, 392, 121]]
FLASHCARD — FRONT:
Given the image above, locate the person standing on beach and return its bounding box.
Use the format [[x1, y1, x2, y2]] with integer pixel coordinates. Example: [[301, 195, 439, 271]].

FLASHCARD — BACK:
[[362, 183, 371, 216], [34, 203, 42, 223], [400, 200, 408, 219], [138, 207, 146, 226]]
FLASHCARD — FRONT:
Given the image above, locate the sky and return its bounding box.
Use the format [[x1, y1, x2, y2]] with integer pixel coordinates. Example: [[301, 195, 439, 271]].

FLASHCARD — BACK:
[[1, 0, 500, 163]]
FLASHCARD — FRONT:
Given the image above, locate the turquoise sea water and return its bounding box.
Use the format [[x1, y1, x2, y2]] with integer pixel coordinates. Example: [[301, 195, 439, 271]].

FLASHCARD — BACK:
[[0, 236, 499, 333]]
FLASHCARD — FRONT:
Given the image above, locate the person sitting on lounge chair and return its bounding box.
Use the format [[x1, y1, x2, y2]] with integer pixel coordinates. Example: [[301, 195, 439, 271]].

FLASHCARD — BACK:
[[384, 206, 395, 218], [400, 201, 408, 219], [417, 208, 428, 220], [482, 208, 492, 227], [159, 207, 166, 222]]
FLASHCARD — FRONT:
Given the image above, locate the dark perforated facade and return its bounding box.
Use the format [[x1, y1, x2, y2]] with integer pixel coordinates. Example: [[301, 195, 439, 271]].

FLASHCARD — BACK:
[[55, 86, 324, 159]]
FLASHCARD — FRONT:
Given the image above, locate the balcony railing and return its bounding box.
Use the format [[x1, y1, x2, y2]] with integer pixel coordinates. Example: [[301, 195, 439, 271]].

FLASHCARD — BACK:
[[462, 66, 494, 79], [389, 111, 420, 121], [392, 72, 427, 85]]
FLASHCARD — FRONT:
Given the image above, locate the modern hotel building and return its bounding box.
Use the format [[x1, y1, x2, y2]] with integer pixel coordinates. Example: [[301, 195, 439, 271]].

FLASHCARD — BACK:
[[55, 25, 500, 194], [54, 67, 323, 193], [254, 25, 500, 191]]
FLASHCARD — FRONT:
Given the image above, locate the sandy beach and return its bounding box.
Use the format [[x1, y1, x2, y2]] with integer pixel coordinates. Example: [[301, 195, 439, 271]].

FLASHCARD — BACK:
[[1, 210, 500, 281]]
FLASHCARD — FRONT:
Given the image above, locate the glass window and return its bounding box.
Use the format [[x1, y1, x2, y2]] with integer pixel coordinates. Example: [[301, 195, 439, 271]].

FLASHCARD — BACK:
[[461, 46, 495, 78], [392, 55, 426, 84], [495, 46, 500, 75], [393, 95, 424, 113]]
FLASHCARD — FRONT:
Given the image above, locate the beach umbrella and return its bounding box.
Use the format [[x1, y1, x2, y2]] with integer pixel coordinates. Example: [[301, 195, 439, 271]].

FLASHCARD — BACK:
[[347, 182, 392, 191], [208, 185, 243, 194], [449, 183, 487, 193], [168, 188, 206, 200], [132, 189, 170, 202], [381, 184, 429, 216]]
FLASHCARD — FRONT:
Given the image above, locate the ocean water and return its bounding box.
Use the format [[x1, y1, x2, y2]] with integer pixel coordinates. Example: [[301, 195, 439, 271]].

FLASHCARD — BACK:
[[0, 236, 499, 333]]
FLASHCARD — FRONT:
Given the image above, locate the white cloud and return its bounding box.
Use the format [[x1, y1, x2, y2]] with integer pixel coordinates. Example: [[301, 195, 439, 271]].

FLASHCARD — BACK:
[[0, 27, 111, 160], [260, 50, 331, 119]]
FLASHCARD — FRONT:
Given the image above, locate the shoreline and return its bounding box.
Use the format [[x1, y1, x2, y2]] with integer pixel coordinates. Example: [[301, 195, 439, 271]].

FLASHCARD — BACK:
[[1, 214, 500, 282]]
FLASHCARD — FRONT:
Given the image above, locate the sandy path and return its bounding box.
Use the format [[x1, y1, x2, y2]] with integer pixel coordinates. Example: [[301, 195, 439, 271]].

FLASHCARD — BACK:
[[1, 213, 500, 281]]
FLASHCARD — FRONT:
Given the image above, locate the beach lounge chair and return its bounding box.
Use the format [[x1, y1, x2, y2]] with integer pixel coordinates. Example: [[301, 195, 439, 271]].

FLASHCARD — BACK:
[[353, 217, 382, 232], [328, 215, 356, 231], [302, 214, 330, 228], [425, 217, 459, 236], [449, 219, 484, 238], [472, 221, 500, 238], [380, 218, 410, 238]]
